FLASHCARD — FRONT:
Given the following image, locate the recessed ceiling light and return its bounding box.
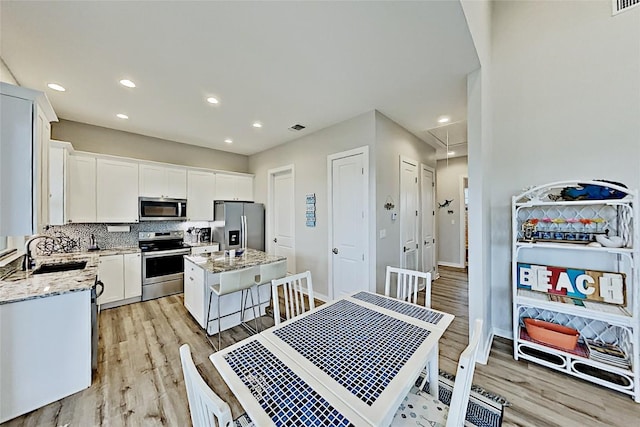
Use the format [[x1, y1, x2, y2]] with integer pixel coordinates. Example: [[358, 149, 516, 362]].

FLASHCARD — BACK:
[[47, 83, 66, 92], [447, 151, 455, 156], [207, 97, 219, 104], [252, 122, 262, 128], [119, 79, 136, 88], [116, 113, 129, 119], [224, 139, 233, 144], [438, 117, 450, 124]]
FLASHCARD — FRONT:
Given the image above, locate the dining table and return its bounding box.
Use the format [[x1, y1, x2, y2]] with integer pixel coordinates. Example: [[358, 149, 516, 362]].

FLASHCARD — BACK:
[[210, 290, 455, 426]]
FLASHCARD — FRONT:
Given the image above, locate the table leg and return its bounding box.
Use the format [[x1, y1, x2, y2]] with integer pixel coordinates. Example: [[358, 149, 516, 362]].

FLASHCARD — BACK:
[[427, 343, 439, 398]]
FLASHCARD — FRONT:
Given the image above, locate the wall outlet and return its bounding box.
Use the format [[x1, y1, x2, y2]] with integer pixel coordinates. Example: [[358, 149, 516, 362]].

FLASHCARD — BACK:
[[379, 229, 386, 239], [451, 219, 455, 225]]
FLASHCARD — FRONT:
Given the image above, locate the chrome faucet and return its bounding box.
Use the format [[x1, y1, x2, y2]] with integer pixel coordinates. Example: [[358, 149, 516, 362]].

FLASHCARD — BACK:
[[23, 234, 53, 272]]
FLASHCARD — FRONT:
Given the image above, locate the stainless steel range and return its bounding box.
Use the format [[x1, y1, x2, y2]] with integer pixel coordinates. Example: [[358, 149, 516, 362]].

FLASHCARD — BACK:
[[139, 231, 191, 301]]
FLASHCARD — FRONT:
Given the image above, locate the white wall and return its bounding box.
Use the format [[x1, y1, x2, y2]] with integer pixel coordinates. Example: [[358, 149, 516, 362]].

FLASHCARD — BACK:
[[461, 0, 494, 362], [374, 111, 436, 292], [52, 119, 249, 172], [249, 111, 376, 298], [490, 1, 640, 336], [436, 156, 468, 267], [0, 57, 18, 85]]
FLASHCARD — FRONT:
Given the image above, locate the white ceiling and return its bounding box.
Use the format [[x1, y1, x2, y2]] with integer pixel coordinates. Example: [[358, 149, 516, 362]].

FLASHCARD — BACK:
[[1, 1, 479, 156], [426, 120, 468, 160]]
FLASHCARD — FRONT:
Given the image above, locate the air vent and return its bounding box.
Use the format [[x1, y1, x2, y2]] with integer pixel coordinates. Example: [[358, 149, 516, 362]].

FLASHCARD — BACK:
[[288, 124, 306, 131], [612, 0, 639, 15]]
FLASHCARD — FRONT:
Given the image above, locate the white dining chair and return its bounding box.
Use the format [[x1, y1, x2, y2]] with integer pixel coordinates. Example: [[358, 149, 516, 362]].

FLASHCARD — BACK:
[[179, 344, 253, 427], [205, 266, 260, 350], [254, 260, 288, 329], [392, 319, 483, 427], [384, 266, 432, 307], [271, 271, 315, 326]]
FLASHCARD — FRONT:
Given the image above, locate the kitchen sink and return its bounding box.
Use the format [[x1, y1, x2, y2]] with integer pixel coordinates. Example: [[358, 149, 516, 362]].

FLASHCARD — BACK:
[[32, 261, 88, 275]]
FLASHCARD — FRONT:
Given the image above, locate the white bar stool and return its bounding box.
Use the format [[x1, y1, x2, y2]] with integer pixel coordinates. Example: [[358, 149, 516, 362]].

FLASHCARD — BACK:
[[205, 266, 260, 351], [254, 260, 287, 329]]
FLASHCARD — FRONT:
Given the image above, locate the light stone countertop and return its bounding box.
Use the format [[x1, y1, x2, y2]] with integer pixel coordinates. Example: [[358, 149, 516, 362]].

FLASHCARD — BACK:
[[185, 248, 286, 274], [0, 246, 140, 305]]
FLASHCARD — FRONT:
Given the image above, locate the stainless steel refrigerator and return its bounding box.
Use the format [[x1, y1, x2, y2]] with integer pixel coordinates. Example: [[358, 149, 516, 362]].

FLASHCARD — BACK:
[[213, 201, 265, 251]]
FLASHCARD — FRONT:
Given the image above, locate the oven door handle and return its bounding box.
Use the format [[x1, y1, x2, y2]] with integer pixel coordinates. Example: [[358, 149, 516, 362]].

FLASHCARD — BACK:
[[142, 249, 191, 258]]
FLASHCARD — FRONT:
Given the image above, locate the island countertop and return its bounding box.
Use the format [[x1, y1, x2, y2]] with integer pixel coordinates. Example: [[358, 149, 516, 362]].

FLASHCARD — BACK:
[[185, 248, 286, 274]]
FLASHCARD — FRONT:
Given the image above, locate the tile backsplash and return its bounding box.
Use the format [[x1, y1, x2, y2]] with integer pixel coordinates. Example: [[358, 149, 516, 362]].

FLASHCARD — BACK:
[[42, 221, 212, 253]]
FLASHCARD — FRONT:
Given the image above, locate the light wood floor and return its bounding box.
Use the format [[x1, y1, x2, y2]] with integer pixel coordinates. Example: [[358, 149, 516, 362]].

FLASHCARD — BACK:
[[4, 267, 639, 426]]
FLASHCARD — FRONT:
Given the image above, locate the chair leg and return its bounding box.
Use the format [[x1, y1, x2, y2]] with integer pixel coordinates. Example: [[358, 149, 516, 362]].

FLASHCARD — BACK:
[[205, 290, 219, 351], [249, 288, 259, 333], [217, 297, 222, 351]]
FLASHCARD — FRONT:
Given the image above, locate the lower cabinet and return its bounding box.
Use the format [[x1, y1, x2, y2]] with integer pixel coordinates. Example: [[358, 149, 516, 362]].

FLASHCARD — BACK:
[[191, 244, 219, 255], [97, 253, 142, 307], [184, 259, 205, 326]]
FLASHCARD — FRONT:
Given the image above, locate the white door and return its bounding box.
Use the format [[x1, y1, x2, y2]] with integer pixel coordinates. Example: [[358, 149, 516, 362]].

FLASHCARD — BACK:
[[400, 157, 419, 270], [270, 167, 296, 273], [97, 255, 124, 305], [421, 165, 435, 277], [330, 150, 368, 298]]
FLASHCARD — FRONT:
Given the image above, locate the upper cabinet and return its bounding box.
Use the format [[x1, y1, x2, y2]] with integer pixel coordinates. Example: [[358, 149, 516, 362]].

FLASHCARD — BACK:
[[0, 83, 57, 235], [49, 141, 72, 226], [139, 164, 186, 199], [215, 173, 254, 201], [67, 155, 97, 223], [187, 170, 215, 221], [96, 159, 139, 223]]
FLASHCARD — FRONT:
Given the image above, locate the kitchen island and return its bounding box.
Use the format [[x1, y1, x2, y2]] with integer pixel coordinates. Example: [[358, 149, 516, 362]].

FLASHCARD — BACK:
[[184, 249, 287, 334]]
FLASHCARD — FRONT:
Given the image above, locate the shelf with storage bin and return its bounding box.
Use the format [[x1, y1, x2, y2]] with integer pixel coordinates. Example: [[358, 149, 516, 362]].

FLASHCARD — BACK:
[[512, 180, 639, 402]]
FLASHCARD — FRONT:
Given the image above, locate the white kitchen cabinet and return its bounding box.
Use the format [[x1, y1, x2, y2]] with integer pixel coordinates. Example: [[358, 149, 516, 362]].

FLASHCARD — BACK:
[[98, 253, 142, 307], [191, 244, 219, 255], [96, 159, 139, 223], [187, 170, 215, 220], [0, 83, 57, 235], [67, 155, 97, 223], [139, 164, 187, 199], [123, 252, 142, 299], [214, 173, 254, 201], [184, 259, 206, 326], [48, 141, 71, 226], [0, 291, 91, 423], [97, 254, 123, 305]]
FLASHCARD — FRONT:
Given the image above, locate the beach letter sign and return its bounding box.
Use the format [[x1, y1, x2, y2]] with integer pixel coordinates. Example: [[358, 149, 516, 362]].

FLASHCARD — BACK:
[[517, 263, 625, 305]]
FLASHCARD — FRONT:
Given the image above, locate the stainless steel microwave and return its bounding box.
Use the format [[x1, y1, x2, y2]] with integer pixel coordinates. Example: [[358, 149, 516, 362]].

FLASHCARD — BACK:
[[139, 197, 187, 221]]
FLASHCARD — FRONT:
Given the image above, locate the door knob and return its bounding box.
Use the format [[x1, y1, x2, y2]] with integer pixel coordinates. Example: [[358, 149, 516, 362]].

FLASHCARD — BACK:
[[424, 240, 427, 245], [403, 246, 407, 253], [332, 248, 339, 254], [273, 238, 278, 243]]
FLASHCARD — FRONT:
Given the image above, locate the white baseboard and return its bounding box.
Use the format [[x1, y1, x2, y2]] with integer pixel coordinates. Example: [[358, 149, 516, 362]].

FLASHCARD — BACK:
[[313, 291, 329, 302], [437, 261, 465, 269], [477, 330, 495, 365], [493, 327, 513, 340]]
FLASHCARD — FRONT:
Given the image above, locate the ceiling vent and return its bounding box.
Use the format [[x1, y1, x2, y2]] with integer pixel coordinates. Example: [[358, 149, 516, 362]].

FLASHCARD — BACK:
[[612, 0, 639, 15], [288, 124, 306, 132]]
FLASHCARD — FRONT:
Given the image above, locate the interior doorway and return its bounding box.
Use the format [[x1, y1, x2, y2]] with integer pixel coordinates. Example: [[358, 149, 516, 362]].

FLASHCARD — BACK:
[[420, 164, 436, 279], [267, 165, 296, 273], [327, 146, 369, 299], [399, 156, 419, 270], [460, 176, 469, 268]]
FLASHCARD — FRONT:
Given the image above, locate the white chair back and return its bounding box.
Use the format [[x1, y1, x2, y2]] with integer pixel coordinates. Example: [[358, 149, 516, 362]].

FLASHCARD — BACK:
[[217, 266, 259, 296], [256, 260, 287, 285], [179, 344, 233, 427], [384, 266, 432, 307], [445, 319, 483, 427], [271, 271, 315, 325]]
